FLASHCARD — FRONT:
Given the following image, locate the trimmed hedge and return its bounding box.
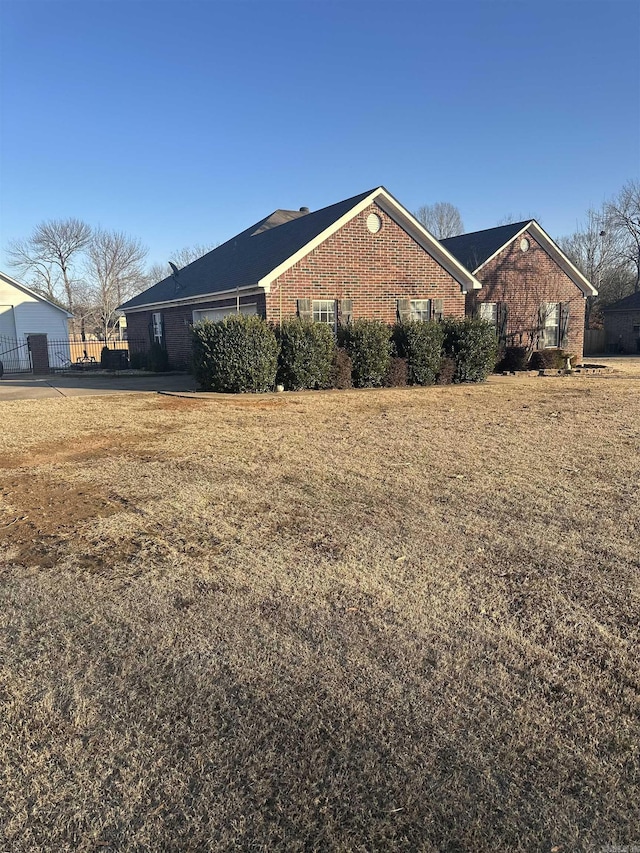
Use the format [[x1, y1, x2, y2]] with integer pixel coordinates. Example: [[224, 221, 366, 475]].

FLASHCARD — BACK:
[[442, 318, 499, 383], [344, 319, 392, 388], [192, 315, 278, 392], [393, 321, 444, 386], [147, 342, 170, 373], [496, 346, 529, 372], [529, 349, 576, 371], [276, 319, 335, 390]]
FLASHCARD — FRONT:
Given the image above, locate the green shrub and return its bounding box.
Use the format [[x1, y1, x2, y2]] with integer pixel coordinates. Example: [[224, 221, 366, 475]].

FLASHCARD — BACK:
[[276, 319, 335, 390], [147, 342, 170, 373], [442, 318, 499, 383], [383, 356, 408, 387], [100, 346, 110, 369], [344, 319, 391, 388], [529, 349, 576, 371], [496, 346, 529, 372], [191, 315, 278, 393], [129, 350, 148, 370], [393, 321, 444, 386], [330, 348, 353, 389]]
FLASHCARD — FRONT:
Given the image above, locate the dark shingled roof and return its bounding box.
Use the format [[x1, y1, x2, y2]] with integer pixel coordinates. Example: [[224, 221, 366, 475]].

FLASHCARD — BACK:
[[603, 291, 640, 312], [121, 189, 377, 310], [440, 221, 531, 272]]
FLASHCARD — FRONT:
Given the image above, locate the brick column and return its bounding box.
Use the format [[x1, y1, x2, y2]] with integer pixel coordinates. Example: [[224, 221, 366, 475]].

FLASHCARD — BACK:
[[27, 334, 50, 373]]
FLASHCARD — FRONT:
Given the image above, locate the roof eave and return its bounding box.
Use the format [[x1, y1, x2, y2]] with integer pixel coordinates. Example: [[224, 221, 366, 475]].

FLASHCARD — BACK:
[[257, 187, 482, 294], [119, 283, 267, 313]]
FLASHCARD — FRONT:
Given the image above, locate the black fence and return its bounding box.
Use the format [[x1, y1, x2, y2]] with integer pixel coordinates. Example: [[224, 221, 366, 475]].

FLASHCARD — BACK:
[[0, 336, 153, 375], [48, 339, 148, 372], [0, 335, 32, 373]]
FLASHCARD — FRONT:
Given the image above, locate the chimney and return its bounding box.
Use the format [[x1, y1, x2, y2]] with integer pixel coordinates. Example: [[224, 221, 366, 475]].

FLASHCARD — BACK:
[[299, 206, 310, 213]]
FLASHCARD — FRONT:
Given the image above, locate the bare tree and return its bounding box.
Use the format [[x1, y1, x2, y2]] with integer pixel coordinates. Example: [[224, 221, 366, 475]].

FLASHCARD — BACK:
[[146, 242, 219, 288], [495, 212, 539, 226], [413, 202, 464, 238], [7, 218, 92, 314], [85, 230, 148, 340], [606, 179, 640, 292], [559, 206, 634, 327]]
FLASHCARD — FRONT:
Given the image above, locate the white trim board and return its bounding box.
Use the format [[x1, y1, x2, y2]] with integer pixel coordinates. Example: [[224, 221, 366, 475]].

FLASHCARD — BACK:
[[472, 221, 598, 298], [258, 187, 482, 294], [0, 270, 74, 317]]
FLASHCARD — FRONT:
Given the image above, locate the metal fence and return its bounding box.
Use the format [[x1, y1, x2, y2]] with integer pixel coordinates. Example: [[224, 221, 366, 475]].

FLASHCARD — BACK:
[[0, 335, 32, 373], [0, 336, 151, 374]]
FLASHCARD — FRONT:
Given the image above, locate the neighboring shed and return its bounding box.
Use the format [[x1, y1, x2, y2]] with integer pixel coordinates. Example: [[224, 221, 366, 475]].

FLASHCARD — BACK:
[[442, 221, 598, 360], [0, 271, 73, 372], [119, 187, 482, 369], [603, 292, 640, 353]]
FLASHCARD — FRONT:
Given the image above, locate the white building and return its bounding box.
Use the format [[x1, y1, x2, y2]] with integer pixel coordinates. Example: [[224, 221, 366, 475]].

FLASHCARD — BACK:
[[0, 271, 73, 372]]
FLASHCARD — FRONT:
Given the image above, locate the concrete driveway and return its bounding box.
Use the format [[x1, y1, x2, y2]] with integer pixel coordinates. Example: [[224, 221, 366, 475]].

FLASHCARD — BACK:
[[0, 372, 199, 401]]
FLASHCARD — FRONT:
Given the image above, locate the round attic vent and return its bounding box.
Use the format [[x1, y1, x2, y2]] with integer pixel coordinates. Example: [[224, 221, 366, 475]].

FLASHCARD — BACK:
[[520, 238, 530, 252], [367, 213, 382, 234]]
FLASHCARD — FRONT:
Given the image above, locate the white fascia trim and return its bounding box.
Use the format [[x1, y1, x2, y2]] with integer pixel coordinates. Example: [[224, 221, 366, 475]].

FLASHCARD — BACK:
[[527, 222, 598, 297], [257, 188, 483, 294], [472, 222, 598, 297], [120, 285, 265, 313], [374, 194, 483, 292], [0, 270, 74, 317], [472, 223, 533, 276], [258, 190, 381, 290]]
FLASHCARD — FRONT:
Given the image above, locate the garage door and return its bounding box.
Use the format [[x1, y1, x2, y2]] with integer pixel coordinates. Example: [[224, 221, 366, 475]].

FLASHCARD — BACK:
[[193, 304, 258, 323]]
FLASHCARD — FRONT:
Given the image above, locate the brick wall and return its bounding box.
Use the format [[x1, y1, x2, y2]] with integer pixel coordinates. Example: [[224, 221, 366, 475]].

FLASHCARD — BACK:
[[466, 231, 587, 359], [604, 310, 640, 353], [126, 293, 267, 369], [266, 202, 466, 324]]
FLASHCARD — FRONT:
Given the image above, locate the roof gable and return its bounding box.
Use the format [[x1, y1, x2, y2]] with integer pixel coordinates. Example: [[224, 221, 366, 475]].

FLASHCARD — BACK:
[[121, 187, 481, 311], [441, 222, 530, 272], [0, 270, 74, 317], [442, 220, 598, 297]]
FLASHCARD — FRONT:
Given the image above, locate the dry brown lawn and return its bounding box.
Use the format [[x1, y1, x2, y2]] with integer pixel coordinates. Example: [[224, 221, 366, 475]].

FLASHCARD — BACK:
[[1, 372, 639, 852]]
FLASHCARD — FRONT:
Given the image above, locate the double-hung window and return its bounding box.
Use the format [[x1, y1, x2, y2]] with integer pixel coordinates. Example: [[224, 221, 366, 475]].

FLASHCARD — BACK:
[[479, 303, 498, 325], [410, 299, 431, 322], [312, 299, 337, 330], [543, 303, 560, 348], [152, 312, 163, 344]]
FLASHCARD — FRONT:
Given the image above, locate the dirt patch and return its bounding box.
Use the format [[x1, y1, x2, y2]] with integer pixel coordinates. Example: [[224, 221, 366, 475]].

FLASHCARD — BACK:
[[0, 475, 124, 567]]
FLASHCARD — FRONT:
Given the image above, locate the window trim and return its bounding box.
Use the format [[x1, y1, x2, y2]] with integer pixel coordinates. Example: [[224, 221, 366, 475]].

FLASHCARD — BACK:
[[543, 302, 560, 348], [152, 312, 163, 344], [312, 299, 337, 330], [409, 299, 431, 322]]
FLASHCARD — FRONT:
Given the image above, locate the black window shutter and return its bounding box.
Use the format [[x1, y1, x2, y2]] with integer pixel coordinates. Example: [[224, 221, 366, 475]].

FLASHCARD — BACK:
[[432, 299, 444, 322], [397, 298, 411, 322], [148, 318, 154, 345], [560, 301, 570, 347], [338, 298, 353, 326], [297, 298, 312, 321], [497, 302, 508, 343]]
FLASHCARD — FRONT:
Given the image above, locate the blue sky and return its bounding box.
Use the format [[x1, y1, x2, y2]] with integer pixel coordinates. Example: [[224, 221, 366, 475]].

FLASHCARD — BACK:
[[1, 0, 638, 271]]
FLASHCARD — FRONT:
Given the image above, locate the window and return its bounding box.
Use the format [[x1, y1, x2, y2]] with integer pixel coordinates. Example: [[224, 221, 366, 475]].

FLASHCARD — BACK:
[[479, 302, 497, 325], [152, 312, 163, 344], [193, 304, 257, 323], [312, 300, 336, 329], [543, 302, 560, 348], [410, 299, 431, 322]]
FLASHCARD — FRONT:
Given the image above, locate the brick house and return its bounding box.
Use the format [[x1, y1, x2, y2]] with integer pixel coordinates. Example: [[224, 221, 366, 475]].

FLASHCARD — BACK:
[[603, 291, 640, 353], [441, 221, 598, 360], [119, 188, 481, 369]]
